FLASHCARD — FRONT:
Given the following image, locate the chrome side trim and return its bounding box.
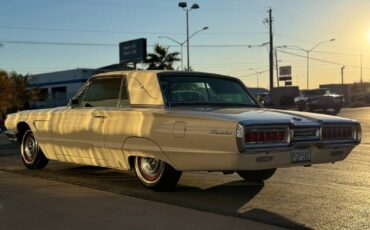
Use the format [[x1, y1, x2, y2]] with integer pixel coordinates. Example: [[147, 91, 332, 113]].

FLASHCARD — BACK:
[[240, 141, 357, 154], [292, 127, 320, 141]]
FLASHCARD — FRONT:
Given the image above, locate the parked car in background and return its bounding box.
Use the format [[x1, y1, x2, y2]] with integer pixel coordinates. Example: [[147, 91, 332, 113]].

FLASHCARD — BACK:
[[294, 89, 344, 114], [257, 92, 273, 106], [351, 92, 370, 104], [5, 71, 361, 190]]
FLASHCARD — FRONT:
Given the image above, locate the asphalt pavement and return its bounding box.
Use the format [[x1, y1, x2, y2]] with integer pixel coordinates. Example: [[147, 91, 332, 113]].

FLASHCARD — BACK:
[[0, 171, 282, 230], [0, 107, 369, 230]]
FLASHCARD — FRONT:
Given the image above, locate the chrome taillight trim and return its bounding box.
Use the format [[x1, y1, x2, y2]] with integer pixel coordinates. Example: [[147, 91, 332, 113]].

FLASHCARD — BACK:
[[321, 124, 357, 142], [242, 125, 291, 148], [356, 123, 362, 141]]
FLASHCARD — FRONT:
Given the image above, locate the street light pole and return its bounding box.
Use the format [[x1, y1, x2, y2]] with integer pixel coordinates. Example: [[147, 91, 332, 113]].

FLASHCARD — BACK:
[[341, 65, 345, 85], [178, 2, 200, 71], [281, 39, 335, 89], [306, 50, 309, 90], [158, 36, 183, 70], [186, 9, 190, 70], [249, 68, 260, 88], [158, 26, 208, 71]]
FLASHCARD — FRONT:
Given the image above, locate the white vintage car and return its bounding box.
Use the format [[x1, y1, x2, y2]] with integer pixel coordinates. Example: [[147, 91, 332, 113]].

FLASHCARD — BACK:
[[5, 71, 361, 190]]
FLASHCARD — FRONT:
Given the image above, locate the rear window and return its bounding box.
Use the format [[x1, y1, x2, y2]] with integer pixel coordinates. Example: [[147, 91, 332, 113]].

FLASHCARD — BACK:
[[158, 74, 257, 106]]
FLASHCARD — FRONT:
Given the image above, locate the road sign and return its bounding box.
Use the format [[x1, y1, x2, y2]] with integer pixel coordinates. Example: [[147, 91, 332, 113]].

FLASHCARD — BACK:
[[119, 38, 147, 63], [279, 66, 291, 76], [279, 76, 292, 81]]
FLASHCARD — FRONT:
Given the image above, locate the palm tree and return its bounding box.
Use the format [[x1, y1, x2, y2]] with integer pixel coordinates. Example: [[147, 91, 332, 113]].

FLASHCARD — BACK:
[[145, 44, 180, 70]]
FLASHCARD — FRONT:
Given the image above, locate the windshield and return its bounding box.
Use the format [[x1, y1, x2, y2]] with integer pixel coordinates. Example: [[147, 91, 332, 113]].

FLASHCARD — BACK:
[[158, 74, 257, 107], [305, 89, 330, 96]]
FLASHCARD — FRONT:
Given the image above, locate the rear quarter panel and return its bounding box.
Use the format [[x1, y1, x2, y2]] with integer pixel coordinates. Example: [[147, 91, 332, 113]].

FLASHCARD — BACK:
[[104, 108, 239, 170]]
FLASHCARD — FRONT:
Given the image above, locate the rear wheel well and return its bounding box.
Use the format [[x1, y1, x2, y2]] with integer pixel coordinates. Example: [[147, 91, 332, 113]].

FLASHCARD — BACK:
[[128, 156, 135, 169], [16, 122, 30, 144]]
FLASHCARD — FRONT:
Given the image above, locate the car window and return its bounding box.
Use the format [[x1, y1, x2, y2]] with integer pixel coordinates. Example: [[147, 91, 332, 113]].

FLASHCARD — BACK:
[[120, 78, 129, 107], [81, 77, 122, 107], [306, 89, 326, 96], [72, 83, 89, 106], [158, 75, 257, 106]]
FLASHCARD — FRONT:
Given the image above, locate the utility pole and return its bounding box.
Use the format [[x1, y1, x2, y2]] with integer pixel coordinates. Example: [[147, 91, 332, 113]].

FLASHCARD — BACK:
[[360, 55, 363, 83], [186, 10, 190, 70], [268, 8, 274, 91], [274, 48, 279, 87], [341, 65, 345, 85], [263, 8, 274, 90]]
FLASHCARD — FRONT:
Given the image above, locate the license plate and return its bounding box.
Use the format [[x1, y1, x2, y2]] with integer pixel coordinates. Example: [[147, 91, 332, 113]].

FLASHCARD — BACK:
[[291, 149, 311, 163]]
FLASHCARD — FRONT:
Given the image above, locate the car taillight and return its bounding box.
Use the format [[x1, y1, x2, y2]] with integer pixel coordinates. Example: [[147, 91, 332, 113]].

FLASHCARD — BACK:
[[245, 127, 289, 145], [321, 126, 354, 140]]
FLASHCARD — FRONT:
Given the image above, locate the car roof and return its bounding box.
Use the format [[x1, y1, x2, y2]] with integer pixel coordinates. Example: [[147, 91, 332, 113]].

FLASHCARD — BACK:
[[91, 70, 238, 80]]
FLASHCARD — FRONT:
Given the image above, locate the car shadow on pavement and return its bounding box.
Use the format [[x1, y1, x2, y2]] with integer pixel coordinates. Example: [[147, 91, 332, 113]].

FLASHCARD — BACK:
[[9, 165, 310, 230], [241, 208, 312, 230], [173, 182, 310, 230]]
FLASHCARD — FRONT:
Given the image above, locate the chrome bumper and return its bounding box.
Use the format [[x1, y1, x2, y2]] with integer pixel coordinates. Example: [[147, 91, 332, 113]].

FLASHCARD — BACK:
[[4, 130, 18, 143]]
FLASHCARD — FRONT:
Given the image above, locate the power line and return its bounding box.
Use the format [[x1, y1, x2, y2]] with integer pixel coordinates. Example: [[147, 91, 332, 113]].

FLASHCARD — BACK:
[[0, 25, 267, 36], [282, 46, 370, 58], [0, 26, 180, 35], [0, 40, 265, 48], [0, 40, 117, 47], [277, 49, 370, 70]]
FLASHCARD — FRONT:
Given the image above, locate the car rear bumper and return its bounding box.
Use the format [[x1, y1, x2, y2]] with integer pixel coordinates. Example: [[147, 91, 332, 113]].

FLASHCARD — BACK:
[[166, 145, 355, 171]]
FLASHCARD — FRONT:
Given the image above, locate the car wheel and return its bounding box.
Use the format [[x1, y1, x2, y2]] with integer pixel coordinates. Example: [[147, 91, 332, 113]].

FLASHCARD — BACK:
[[21, 130, 49, 169], [134, 156, 182, 191], [334, 107, 341, 114], [237, 168, 276, 182], [305, 102, 312, 112]]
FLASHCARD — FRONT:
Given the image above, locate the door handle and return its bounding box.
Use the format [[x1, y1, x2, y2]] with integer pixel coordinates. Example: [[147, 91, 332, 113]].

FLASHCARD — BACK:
[[93, 115, 106, 119]]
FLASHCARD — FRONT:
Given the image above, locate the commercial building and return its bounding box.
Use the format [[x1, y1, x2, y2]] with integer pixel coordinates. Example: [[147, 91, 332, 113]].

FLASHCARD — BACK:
[[28, 68, 95, 108], [28, 64, 132, 108]]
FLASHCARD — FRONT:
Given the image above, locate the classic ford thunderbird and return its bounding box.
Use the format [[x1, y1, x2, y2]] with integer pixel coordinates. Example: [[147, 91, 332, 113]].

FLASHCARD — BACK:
[[5, 71, 361, 190]]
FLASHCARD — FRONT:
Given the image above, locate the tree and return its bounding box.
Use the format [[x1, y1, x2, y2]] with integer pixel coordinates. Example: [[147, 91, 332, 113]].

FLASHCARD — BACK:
[[145, 44, 180, 70], [0, 70, 43, 114], [0, 70, 13, 114]]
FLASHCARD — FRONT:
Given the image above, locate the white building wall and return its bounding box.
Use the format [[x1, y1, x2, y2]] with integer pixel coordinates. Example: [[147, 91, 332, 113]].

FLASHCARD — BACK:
[[29, 68, 96, 108]]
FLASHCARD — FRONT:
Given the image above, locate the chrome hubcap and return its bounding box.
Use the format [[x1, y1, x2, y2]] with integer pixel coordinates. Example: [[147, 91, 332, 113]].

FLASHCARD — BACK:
[[137, 157, 164, 183], [141, 158, 162, 174], [23, 133, 37, 163]]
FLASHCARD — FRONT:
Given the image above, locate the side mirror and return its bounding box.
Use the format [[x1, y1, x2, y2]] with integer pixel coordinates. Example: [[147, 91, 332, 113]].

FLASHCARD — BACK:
[[70, 99, 79, 107]]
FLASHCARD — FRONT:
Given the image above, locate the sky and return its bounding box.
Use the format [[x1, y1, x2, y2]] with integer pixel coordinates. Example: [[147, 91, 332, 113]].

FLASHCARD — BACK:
[[0, 0, 370, 89]]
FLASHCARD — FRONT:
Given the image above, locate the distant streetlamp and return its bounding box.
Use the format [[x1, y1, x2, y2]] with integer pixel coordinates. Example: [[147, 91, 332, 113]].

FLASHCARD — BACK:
[[249, 68, 261, 88], [341, 65, 345, 85], [158, 26, 208, 70], [281, 39, 335, 89], [178, 2, 200, 70]]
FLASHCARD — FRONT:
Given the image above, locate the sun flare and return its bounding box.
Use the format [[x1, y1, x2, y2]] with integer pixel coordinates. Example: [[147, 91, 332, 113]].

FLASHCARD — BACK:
[[368, 30, 370, 43]]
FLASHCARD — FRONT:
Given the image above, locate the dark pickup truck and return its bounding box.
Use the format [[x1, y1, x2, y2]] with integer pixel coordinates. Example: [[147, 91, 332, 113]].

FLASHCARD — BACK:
[[294, 89, 344, 114]]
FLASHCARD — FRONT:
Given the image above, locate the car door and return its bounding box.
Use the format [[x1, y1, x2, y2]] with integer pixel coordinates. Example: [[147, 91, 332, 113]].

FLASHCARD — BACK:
[[51, 76, 123, 163]]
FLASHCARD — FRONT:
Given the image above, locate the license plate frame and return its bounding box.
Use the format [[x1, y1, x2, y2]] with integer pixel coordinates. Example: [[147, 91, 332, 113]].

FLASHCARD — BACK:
[[291, 148, 311, 163]]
